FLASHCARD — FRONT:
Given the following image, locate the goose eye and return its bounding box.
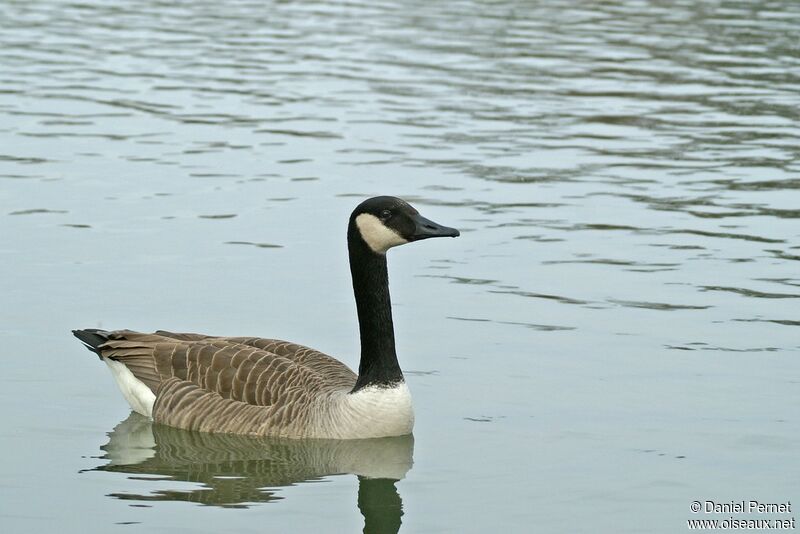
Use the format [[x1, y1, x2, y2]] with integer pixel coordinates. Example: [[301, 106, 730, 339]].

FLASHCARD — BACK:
[[380, 209, 392, 220]]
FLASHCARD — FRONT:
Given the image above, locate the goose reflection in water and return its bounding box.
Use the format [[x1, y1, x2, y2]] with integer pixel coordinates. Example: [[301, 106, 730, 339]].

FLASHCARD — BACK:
[[87, 413, 413, 533]]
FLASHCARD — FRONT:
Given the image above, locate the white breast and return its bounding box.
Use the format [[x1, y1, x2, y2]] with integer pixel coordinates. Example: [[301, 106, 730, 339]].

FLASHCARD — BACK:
[[311, 383, 414, 439]]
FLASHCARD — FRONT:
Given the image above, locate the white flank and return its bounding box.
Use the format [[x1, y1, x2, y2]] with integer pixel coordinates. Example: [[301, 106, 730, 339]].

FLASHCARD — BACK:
[[104, 358, 156, 417], [312, 382, 414, 439], [355, 213, 408, 254]]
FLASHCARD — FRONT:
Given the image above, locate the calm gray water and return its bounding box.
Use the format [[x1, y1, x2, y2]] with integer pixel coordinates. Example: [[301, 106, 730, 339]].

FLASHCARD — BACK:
[[1, 0, 799, 532]]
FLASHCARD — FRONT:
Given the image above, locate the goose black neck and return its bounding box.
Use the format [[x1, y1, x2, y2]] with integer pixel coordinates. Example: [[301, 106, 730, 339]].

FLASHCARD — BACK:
[[348, 224, 403, 392]]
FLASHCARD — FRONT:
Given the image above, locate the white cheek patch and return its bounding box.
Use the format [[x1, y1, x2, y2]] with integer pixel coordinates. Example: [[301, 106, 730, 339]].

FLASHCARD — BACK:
[[355, 213, 408, 254]]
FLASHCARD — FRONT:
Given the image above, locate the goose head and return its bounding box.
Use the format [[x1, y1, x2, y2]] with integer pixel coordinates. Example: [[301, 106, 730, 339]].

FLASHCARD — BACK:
[[351, 196, 460, 254]]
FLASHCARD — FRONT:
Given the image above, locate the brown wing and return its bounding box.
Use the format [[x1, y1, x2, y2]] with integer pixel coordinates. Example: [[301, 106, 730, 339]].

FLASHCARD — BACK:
[[97, 330, 357, 406]]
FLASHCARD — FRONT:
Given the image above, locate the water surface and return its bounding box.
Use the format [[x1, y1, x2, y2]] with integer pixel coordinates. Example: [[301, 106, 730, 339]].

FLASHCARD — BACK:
[[1, 1, 798, 532]]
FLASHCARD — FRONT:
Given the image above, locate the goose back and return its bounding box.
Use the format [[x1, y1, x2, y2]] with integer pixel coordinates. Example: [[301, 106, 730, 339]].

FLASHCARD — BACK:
[[85, 329, 366, 438]]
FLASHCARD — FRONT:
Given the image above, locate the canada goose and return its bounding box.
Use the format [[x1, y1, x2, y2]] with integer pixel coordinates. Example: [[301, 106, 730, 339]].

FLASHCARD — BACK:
[[73, 196, 459, 439]]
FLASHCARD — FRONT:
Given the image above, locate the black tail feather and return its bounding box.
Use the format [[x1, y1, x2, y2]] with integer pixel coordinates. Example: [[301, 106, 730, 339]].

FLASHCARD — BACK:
[[72, 328, 111, 357]]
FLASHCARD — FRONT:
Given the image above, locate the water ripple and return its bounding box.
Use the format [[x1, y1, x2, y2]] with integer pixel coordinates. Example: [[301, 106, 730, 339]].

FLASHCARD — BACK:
[[1, 0, 798, 370]]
